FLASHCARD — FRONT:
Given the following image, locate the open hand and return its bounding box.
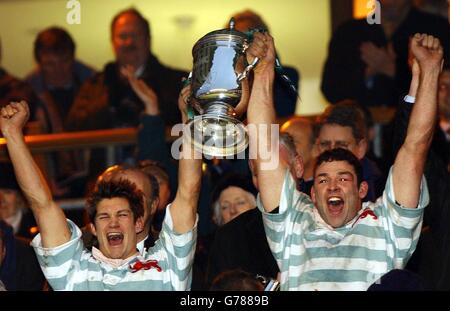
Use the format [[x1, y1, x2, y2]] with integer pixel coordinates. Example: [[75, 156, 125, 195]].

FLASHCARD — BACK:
[[0, 101, 30, 137], [121, 65, 159, 115]]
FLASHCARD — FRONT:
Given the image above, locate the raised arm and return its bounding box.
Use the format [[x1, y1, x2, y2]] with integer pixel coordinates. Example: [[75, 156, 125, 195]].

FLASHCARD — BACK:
[[169, 88, 201, 233], [0, 101, 70, 247], [393, 34, 443, 208], [247, 33, 287, 212]]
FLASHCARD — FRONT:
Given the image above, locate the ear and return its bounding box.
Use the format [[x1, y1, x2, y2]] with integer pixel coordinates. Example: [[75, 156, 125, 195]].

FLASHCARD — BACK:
[[151, 197, 159, 215], [310, 185, 317, 204], [135, 216, 144, 234], [293, 155, 305, 180], [89, 222, 97, 237], [355, 138, 368, 159], [358, 181, 369, 199]]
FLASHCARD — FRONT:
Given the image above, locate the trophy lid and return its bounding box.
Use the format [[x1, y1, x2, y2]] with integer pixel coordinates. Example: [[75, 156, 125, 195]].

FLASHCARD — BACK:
[[193, 18, 248, 54]]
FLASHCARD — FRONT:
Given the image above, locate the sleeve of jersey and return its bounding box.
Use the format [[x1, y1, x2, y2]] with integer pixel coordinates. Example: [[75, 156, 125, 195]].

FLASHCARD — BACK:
[[148, 204, 198, 291], [30, 219, 84, 290], [381, 166, 429, 267]]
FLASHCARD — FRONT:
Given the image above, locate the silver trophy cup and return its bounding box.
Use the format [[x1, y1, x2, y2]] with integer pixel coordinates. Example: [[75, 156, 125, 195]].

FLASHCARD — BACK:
[[186, 19, 258, 157]]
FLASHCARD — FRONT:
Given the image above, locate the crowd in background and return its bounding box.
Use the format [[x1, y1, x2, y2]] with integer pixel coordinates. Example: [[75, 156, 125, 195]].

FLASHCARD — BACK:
[[0, 0, 449, 291]]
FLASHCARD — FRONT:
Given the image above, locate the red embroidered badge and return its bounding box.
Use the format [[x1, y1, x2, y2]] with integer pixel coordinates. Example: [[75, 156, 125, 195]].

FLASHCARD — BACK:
[[129, 260, 162, 273], [352, 208, 378, 227]]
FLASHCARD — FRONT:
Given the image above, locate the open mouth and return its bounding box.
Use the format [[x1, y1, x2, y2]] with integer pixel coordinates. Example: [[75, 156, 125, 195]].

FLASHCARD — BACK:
[[107, 232, 124, 246], [327, 196, 344, 216]]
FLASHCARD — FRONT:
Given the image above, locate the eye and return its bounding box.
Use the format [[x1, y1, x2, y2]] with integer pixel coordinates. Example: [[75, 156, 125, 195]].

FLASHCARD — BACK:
[[318, 179, 328, 184]]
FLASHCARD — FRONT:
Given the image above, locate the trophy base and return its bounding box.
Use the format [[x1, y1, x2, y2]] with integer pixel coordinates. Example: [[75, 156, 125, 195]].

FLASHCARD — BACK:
[[186, 114, 248, 157]]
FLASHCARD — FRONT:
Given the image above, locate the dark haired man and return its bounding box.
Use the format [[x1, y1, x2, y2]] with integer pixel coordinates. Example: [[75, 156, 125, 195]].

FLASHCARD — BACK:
[[67, 8, 187, 180], [0, 95, 201, 290], [25, 27, 95, 198], [26, 26, 95, 134], [315, 100, 384, 201], [247, 32, 442, 290]]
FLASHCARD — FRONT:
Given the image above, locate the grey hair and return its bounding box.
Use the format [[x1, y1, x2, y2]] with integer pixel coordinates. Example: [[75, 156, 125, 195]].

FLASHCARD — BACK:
[[211, 189, 256, 227]]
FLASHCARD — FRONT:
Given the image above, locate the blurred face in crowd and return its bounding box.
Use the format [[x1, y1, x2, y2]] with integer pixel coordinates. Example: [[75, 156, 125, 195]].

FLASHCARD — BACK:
[[112, 13, 149, 70], [311, 160, 368, 228], [38, 51, 74, 87], [317, 124, 367, 160], [281, 119, 315, 178], [0, 189, 21, 220], [379, 0, 411, 20], [439, 70, 450, 120], [91, 197, 143, 259], [219, 186, 256, 225], [155, 177, 170, 213]]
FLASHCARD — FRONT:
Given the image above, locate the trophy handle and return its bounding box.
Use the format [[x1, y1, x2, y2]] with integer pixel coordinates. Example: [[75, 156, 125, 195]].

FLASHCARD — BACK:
[[236, 57, 259, 83]]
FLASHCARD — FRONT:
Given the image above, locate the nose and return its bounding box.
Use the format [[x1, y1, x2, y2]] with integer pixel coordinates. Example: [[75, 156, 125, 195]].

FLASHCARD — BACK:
[[108, 216, 120, 228], [327, 179, 339, 192], [229, 204, 238, 216]]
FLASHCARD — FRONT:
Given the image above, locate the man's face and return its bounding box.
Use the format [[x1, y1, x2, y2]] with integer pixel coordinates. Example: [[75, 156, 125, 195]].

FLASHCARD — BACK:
[[111, 170, 152, 226], [38, 52, 74, 87], [91, 197, 142, 259], [112, 13, 149, 69], [379, 0, 411, 19], [0, 189, 20, 220], [439, 70, 450, 119], [219, 186, 255, 225], [311, 160, 367, 228], [317, 124, 366, 159], [282, 122, 314, 169]]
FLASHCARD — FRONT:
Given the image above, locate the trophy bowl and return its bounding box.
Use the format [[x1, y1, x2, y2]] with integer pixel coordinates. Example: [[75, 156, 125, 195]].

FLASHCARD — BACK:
[[186, 19, 256, 157]]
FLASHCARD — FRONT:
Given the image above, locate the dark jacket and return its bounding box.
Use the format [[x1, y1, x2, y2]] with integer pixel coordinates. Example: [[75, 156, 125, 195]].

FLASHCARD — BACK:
[[0, 221, 45, 291], [392, 98, 450, 290], [68, 54, 187, 130], [205, 208, 279, 288], [321, 8, 449, 107]]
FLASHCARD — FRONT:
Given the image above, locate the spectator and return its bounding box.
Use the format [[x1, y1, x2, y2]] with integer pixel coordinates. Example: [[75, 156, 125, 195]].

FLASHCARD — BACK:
[[0, 163, 38, 240], [25, 27, 95, 198], [210, 269, 264, 291], [321, 0, 449, 107], [229, 9, 300, 118], [67, 8, 187, 180], [315, 100, 385, 202], [281, 116, 317, 194], [0, 220, 46, 291]]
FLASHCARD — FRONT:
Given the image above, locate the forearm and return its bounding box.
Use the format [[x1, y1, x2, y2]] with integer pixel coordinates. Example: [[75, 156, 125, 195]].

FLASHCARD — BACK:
[[404, 69, 440, 152], [4, 131, 70, 246], [248, 70, 285, 212], [170, 139, 201, 233], [393, 68, 440, 208], [5, 132, 52, 208]]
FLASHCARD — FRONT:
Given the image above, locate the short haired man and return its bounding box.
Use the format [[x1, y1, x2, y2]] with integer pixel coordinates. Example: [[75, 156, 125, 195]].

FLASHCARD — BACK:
[[247, 32, 442, 290], [0, 95, 202, 290], [315, 101, 384, 201]]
